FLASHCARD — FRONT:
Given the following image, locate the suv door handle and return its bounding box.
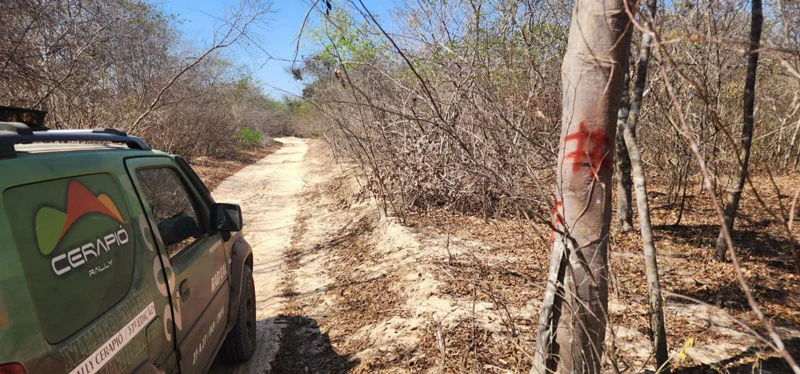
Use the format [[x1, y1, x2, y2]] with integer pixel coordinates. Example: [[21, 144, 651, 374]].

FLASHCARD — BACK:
[[179, 279, 190, 301]]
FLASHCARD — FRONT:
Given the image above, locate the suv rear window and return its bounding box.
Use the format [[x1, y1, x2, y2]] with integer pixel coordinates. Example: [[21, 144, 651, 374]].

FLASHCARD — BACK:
[[3, 174, 135, 343]]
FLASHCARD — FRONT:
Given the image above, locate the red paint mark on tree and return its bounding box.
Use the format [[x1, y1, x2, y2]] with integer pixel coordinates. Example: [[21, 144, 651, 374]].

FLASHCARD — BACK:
[[550, 200, 563, 243], [552, 200, 563, 224], [564, 122, 610, 177]]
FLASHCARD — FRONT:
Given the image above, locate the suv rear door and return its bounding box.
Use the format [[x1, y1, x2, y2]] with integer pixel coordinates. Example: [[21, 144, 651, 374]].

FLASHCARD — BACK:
[[125, 157, 231, 373]]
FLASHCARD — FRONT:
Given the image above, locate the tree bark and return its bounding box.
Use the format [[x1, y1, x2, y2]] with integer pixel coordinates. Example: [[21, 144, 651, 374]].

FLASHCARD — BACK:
[[714, 0, 762, 262], [616, 73, 635, 232], [533, 0, 633, 372], [620, 0, 669, 371], [787, 117, 800, 169]]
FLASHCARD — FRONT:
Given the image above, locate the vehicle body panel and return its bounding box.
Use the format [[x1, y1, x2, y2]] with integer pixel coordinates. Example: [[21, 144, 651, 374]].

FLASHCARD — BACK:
[[0, 146, 251, 373], [0, 149, 174, 373], [125, 156, 232, 373]]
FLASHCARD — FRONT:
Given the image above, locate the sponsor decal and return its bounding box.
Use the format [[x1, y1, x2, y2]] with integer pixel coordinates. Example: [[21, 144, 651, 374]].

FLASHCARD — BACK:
[[87, 259, 113, 277], [5, 174, 138, 343], [153, 255, 182, 341], [192, 306, 226, 366], [33, 181, 129, 276], [50, 227, 129, 276], [68, 302, 156, 374], [207, 241, 221, 255], [36, 181, 125, 255], [210, 264, 228, 293], [57, 291, 149, 370]]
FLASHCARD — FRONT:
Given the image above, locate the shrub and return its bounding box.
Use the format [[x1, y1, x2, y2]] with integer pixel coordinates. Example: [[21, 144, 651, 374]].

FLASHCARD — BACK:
[[235, 127, 262, 148]]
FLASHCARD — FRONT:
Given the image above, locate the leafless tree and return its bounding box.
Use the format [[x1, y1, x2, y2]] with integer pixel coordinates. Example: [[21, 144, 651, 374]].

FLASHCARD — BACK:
[[0, 0, 280, 158], [713, 0, 762, 261], [620, 0, 669, 370]]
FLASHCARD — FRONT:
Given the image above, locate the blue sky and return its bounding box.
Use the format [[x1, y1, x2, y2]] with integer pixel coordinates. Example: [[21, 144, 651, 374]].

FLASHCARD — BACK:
[[159, 0, 394, 99]]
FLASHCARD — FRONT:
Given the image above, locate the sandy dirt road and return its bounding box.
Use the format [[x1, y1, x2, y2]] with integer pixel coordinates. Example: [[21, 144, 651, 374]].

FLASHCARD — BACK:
[[206, 136, 437, 374], [209, 137, 308, 373]]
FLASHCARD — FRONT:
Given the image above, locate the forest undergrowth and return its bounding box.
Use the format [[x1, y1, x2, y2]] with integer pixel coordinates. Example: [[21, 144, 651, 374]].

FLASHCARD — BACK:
[[404, 171, 800, 372]]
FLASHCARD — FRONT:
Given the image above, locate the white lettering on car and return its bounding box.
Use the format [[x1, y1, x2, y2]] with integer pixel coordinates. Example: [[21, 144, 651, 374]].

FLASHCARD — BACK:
[[88, 260, 113, 278], [52, 253, 71, 275], [96, 237, 108, 253], [68, 302, 156, 374], [50, 227, 129, 276], [210, 264, 228, 293], [207, 241, 221, 255], [81, 243, 98, 260], [67, 247, 85, 267], [117, 228, 129, 244], [57, 290, 148, 370], [103, 233, 116, 249], [192, 306, 226, 366]]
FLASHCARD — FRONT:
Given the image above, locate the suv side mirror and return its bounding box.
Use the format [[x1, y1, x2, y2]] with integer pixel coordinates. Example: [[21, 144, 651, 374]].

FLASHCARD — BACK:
[[211, 203, 243, 232]]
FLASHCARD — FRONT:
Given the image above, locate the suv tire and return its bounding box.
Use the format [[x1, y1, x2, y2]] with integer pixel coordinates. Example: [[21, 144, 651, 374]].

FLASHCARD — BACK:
[[219, 264, 256, 363]]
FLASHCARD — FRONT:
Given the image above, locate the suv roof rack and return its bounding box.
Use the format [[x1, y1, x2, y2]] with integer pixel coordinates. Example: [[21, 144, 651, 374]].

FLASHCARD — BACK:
[[0, 122, 151, 159]]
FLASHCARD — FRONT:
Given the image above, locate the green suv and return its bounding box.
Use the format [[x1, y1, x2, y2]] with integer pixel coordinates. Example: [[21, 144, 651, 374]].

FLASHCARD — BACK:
[[0, 108, 256, 373]]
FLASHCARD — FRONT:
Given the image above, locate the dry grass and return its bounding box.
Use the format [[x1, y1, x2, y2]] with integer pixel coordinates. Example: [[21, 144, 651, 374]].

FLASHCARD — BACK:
[[402, 171, 800, 372]]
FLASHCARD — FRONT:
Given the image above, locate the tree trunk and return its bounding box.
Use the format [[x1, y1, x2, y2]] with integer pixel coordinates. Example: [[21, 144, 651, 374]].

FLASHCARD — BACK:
[[533, 0, 633, 372], [787, 117, 800, 169], [621, 0, 669, 371], [674, 158, 691, 226], [616, 73, 635, 232], [714, 0, 762, 262]]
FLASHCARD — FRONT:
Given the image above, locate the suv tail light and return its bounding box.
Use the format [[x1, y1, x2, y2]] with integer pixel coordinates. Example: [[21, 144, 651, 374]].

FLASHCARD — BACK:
[[0, 363, 25, 374]]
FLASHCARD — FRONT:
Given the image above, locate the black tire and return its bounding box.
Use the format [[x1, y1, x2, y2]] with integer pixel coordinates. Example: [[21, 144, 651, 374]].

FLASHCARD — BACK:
[[219, 264, 256, 363]]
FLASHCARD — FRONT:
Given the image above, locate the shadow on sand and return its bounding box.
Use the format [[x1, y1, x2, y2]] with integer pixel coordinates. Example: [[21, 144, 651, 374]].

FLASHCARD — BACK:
[[269, 315, 358, 373], [211, 315, 357, 373], [655, 221, 796, 272], [673, 337, 800, 373]]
